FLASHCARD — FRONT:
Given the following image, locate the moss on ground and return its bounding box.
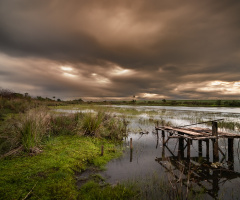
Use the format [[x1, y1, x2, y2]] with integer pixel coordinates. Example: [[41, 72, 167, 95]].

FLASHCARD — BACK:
[[0, 135, 123, 200]]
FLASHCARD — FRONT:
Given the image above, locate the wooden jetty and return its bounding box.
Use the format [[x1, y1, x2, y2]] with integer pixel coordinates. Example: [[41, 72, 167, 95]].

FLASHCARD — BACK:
[[155, 120, 240, 162], [154, 120, 240, 199]]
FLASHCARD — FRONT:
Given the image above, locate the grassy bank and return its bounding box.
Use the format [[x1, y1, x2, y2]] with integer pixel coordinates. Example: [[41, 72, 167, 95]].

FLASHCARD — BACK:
[[0, 98, 131, 200], [0, 135, 126, 200]]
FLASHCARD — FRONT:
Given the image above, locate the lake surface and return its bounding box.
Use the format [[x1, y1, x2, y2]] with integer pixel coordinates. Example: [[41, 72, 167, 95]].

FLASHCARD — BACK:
[[59, 105, 240, 199], [104, 106, 240, 199]]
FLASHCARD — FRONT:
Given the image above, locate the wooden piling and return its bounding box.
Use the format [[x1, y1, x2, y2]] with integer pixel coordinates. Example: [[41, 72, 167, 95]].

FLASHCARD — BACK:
[[130, 138, 133, 162], [198, 140, 202, 157], [212, 121, 219, 161], [162, 130, 165, 146], [161, 130, 165, 137], [228, 138, 234, 159], [212, 121, 218, 138], [156, 131, 159, 149], [178, 133, 184, 159], [187, 139, 191, 160], [228, 138, 234, 169], [130, 138, 133, 150], [130, 149, 133, 162], [206, 140, 210, 160]]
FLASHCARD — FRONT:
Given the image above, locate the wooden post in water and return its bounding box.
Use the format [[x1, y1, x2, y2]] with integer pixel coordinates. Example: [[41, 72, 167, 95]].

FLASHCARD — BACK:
[[187, 139, 191, 160], [161, 130, 165, 137], [130, 138, 133, 162], [206, 140, 210, 161], [101, 145, 104, 156], [156, 127, 159, 145], [162, 130, 165, 146], [212, 169, 220, 199], [178, 133, 184, 159], [212, 121, 219, 162], [156, 122, 159, 142], [130, 149, 133, 162], [198, 140, 202, 157], [228, 138, 234, 170]]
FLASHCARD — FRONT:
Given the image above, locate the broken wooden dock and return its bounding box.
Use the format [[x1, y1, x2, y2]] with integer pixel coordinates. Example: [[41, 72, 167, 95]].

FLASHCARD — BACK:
[[155, 121, 240, 162], [154, 120, 240, 198]]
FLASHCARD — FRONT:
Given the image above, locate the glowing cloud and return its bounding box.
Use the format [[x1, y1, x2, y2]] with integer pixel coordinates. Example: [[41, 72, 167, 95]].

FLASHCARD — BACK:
[[204, 81, 240, 94], [91, 73, 110, 84], [138, 93, 167, 99], [61, 66, 73, 71], [63, 72, 76, 78], [110, 66, 135, 76]]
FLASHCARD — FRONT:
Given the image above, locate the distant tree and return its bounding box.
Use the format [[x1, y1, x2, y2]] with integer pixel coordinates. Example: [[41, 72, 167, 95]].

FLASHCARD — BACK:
[[162, 99, 166, 103], [24, 93, 28, 97], [0, 88, 14, 99], [57, 98, 61, 102], [53, 96, 56, 100], [132, 95, 136, 103]]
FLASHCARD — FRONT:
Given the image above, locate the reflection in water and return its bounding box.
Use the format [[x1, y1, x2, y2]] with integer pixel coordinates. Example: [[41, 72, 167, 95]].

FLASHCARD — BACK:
[[58, 105, 240, 199], [156, 133, 240, 199], [104, 130, 240, 199]]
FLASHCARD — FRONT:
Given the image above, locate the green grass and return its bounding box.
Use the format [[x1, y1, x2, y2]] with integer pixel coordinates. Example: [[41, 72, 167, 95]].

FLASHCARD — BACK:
[[0, 107, 127, 156], [0, 135, 122, 200]]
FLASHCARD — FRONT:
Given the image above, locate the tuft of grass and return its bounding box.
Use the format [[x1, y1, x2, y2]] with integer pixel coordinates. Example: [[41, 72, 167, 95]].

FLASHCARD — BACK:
[[19, 108, 50, 150], [0, 107, 51, 155], [77, 110, 127, 140], [80, 111, 104, 137]]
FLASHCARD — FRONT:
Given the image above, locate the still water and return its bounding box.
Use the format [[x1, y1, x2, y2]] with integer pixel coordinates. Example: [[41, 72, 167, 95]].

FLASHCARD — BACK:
[[102, 105, 240, 200], [59, 105, 240, 199]]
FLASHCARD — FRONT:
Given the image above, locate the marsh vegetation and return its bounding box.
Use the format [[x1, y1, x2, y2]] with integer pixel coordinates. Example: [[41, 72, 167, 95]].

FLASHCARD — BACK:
[[1, 90, 240, 199]]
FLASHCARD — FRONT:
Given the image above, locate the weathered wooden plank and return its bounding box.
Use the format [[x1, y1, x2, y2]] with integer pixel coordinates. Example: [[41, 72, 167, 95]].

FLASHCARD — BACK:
[[156, 126, 240, 138], [194, 136, 217, 140], [189, 127, 211, 131], [162, 126, 203, 136]]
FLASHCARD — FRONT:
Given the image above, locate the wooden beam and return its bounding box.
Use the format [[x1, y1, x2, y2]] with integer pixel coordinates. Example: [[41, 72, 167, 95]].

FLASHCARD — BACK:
[[212, 121, 219, 162]]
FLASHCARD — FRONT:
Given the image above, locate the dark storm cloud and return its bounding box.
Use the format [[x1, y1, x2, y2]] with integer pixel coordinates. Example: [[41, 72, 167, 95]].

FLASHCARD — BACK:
[[0, 0, 240, 99]]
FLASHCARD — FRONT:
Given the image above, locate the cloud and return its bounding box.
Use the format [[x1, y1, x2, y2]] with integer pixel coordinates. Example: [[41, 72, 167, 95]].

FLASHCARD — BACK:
[[0, 0, 240, 99]]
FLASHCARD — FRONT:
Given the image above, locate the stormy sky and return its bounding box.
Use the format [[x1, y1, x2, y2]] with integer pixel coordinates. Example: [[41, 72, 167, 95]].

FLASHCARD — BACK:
[[0, 0, 240, 100]]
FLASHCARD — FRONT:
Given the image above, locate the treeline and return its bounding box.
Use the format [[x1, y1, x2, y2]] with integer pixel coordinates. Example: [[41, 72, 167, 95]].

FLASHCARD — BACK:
[[0, 89, 62, 122], [92, 99, 240, 107]]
